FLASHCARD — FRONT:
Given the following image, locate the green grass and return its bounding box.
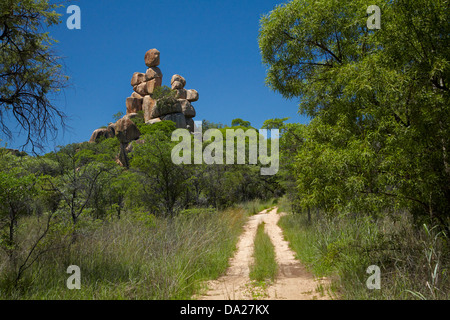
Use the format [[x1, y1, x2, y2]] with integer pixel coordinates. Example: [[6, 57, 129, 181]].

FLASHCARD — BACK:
[[278, 206, 450, 300], [0, 207, 247, 300], [249, 222, 277, 284]]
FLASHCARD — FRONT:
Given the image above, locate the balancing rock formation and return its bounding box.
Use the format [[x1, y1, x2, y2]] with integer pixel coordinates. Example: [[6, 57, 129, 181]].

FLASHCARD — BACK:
[[125, 48, 199, 131], [89, 48, 199, 167]]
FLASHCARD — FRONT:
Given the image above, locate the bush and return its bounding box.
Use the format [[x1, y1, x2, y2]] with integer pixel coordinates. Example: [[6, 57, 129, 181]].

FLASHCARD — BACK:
[[279, 210, 450, 300], [0, 207, 248, 299]]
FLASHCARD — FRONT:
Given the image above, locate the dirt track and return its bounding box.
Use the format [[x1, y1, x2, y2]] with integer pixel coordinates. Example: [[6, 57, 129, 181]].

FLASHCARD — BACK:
[[198, 207, 331, 300]]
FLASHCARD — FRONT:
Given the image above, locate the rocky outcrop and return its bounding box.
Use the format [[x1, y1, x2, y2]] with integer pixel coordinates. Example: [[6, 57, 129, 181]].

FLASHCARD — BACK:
[[171, 74, 186, 90], [125, 139, 145, 154], [150, 99, 182, 120], [114, 117, 141, 168], [186, 118, 196, 133], [161, 113, 187, 129], [146, 118, 161, 125], [142, 95, 157, 122], [145, 67, 163, 81], [131, 72, 146, 87], [88, 48, 200, 168], [179, 99, 196, 118], [89, 129, 108, 143], [89, 124, 115, 143], [115, 117, 141, 144], [174, 88, 187, 99], [126, 97, 143, 114], [125, 49, 200, 128], [186, 89, 199, 102], [144, 49, 160, 68]]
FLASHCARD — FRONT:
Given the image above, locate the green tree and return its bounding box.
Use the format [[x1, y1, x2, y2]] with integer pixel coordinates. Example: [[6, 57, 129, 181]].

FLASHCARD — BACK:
[[259, 0, 450, 225], [262, 117, 290, 131], [46, 144, 111, 225], [0, 168, 37, 260], [231, 118, 251, 128], [277, 122, 306, 213], [130, 131, 189, 216], [0, 0, 67, 151], [0, 166, 68, 286], [202, 119, 224, 133], [137, 118, 177, 137]]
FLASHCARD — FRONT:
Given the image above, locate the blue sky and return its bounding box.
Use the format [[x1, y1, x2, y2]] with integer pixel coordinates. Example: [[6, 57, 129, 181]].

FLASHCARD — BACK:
[[7, 0, 310, 152]]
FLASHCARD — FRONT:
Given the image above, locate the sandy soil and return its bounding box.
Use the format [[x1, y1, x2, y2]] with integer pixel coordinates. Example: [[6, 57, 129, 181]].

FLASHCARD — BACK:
[[198, 207, 331, 300]]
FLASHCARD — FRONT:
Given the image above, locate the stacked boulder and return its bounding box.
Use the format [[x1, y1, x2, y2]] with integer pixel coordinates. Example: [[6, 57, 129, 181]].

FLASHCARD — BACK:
[[88, 48, 199, 167], [126, 49, 162, 118], [88, 125, 116, 143], [169, 74, 199, 133], [125, 49, 199, 132]]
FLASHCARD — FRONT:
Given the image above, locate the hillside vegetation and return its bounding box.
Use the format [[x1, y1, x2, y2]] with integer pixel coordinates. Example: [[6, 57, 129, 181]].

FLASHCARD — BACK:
[[0, 119, 280, 299], [257, 0, 449, 299], [1, 0, 449, 300]]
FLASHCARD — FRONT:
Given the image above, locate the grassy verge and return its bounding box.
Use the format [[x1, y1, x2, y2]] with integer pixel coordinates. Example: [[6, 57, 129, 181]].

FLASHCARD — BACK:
[[0, 207, 247, 300], [278, 204, 450, 300], [249, 222, 277, 285]]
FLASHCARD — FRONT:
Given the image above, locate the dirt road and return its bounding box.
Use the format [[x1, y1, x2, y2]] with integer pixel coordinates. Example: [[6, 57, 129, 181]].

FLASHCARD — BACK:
[[198, 207, 331, 300]]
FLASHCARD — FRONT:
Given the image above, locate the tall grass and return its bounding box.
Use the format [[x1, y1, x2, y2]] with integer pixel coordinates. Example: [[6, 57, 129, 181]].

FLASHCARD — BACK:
[[278, 205, 450, 300], [0, 207, 247, 300], [249, 222, 277, 284]]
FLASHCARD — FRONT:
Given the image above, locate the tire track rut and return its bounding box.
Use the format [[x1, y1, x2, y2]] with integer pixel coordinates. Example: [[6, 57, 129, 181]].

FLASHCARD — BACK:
[[198, 207, 331, 300]]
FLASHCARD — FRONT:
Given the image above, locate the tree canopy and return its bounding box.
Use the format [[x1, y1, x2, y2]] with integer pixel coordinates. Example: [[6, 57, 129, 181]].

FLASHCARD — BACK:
[[231, 118, 251, 128], [0, 0, 67, 151], [259, 0, 450, 225]]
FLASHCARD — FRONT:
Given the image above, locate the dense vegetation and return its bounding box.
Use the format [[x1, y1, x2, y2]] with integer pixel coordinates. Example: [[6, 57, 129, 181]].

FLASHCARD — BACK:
[[0, 116, 280, 298], [278, 197, 449, 299], [259, 0, 449, 299], [1, 0, 449, 300], [260, 0, 449, 226]]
